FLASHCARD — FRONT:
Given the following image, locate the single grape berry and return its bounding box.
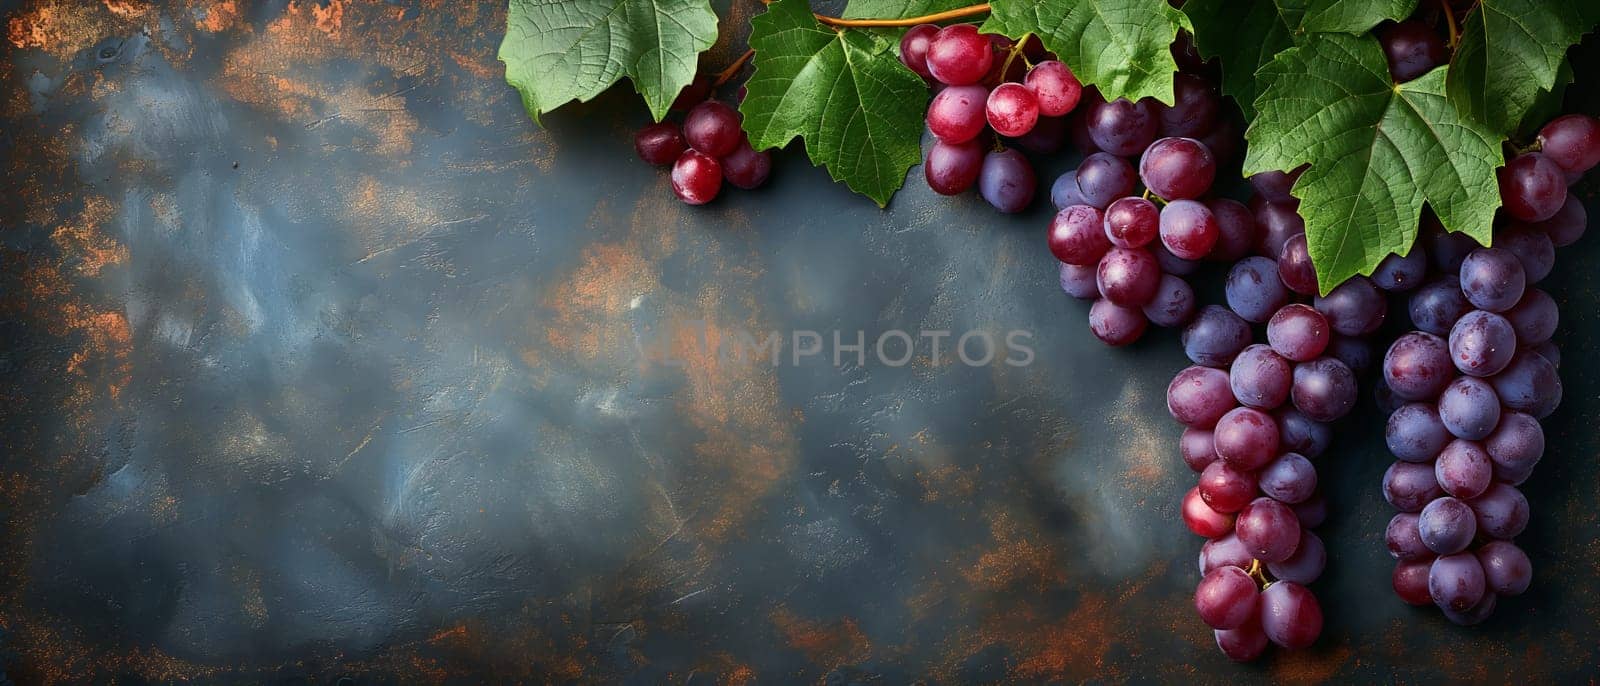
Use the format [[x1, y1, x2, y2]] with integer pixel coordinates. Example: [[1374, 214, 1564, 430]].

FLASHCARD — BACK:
[[1075, 153, 1138, 208], [1277, 234, 1318, 295], [1086, 97, 1158, 156], [670, 74, 712, 112], [926, 85, 990, 144], [1159, 199, 1220, 260], [1536, 113, 1600, 174], [897, 24, 940, 80], [1059, 263, 1100, 300], [1096, 246, 1161, 306], [1459, 247, 1527, 312], [1537, 192, 1587, 246], [925, 24, 993, 86], [1157, 73, 1219, 138], [1103, 197, 1161, 249], [1139, 137, 1216, 200], [1143, 273, 1196, 327], [1024, 61, 1082, 117], [1048, 205, 1111, 265], [683, 101, 743, 157], [986, 82, 1041, 137], [1497, 153, 1566, 222], [721, 138, 772, 190], [1088, 298, 1148, 346], [670, 149, 723, 205], [977, 148, 1036, 213], [925, 139, 985, 195], [1207, 199, 1258, 262], [1376, 20, 1446, 82], [1249, 167, 1302, 204], [634, 122, 686, 166]]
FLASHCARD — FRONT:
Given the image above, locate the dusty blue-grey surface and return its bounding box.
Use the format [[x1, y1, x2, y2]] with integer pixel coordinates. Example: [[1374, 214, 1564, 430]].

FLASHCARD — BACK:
[[2, 0, 1599, 683]]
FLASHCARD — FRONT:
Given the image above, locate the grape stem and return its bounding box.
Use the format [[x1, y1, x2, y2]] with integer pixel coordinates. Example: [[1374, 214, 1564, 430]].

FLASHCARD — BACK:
[[813, 3, 992, 28], [988, 32, 1034, 87], [714, 49, 755, 87], [1440, 0, 1460, 49]]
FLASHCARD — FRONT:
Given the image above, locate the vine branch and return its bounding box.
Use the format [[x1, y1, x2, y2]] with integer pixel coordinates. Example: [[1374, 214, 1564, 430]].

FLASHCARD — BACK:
[[814, 3, 991, 28], [714, 49, 755, 86], [1440, 0, 1460, 49]]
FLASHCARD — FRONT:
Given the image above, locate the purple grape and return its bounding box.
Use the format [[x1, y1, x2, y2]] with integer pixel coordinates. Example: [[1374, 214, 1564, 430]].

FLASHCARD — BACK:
[[1097, 247, 1161, 306], [1477, 540, 1532, 596], [1075, 152, 1136, 208], [722, 138, 772, 189], [1372, 247, 1427, 291], [1249, 168, 1302, 204], [1088, 298, 1148, 346], [1254, 202, 1305, 259], [1207, 199, 1257, 261], [1195, 566, 1259, 630], [1383, 331, 1452, 401], [1103, 197, 1160, 248], [1183, 486, 1236, 538], [1429, 553, 1487, 613], [1225, 256, 1289, 323], [1386, 512, 1429, 561], [1315, 276, 1386, 335], [1182, 427, 1221, 472], [1444, 591, 1498, 626], [1376, 20, 1446, 82], [1408, 276, 1472, 335], [1449, 310, 1517, 377], [926, 85, 989, 143], [1536, 192, 1587, 246], [1483, 411, 1543, 481], [1258, 581, 1321, 649], [1394, 560, 1435, 605], [683, 101, 743, 157], [1435, 438, 1492, 499], [1025, 60, 1083, 117], [1048, 205, 1110, 265], [1505, 288, 1558, 345], [1259, 453, 1316, 504], [1386, 402, 1451, 463], [1182, 305, 1252, 367], [1267, 304, 1330, 362], [1469, 482, 1530, 540], [1418, 497, 1477, 555], [1158, 73, 1219, 137], [1058, 262, 1099, 300], [1143, 274, 1197, 327], [1425, 223, 1483, 273], [1200, 460, 1259, 514], [1490, 350, 1562, 419], [1537, 113, 1600, 173], [1199, 533, 1252, 575], [1498, 229, 1555, 284], [1050, 171, 1087, 210], [1291, 357, 1357, 422], [1277, 234, 1318, 295], [1275, 408, 1331, 459], [978, 148, 1035, 213], [1530, 340, 1561, 368], [1498, 152, 1566, 222], [924, 138, 984, 195], [1140, 137, 1215, 200], [1267, 531, 1326, 585], [1237, 497, 1300, 562], [634, 122, 686, 165], [1384, 460, 1444, 512], [670, 149, 723, 205], [1168, 365, 1235, 428], [1459, 248, 1527, 312], [1159, 199, 1220, 260], [1086, 97, 1158, 156], [1215, 620, 1269, 662], [1325, 334, 1375, 375], [1228, 344, 1292, 410], [1438, 376, 1502, 440], [1292, 492, 1328, 528], [897, 23, 940, 79], [1214, 407, 1280, 471]]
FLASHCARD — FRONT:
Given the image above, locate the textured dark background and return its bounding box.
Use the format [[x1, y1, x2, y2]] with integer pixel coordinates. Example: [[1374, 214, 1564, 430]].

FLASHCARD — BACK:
[[2, 0, 1598, 683]]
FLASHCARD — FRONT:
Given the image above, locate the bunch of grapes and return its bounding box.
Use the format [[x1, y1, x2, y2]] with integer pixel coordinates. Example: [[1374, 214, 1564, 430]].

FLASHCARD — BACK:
[[1379, 113, 1597, 624], [900, 24, 1084, 212], [634, 84, 772, 205]]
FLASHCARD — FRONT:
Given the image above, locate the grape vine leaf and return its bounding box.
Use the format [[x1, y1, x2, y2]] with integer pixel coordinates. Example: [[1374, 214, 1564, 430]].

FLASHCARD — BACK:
[[1517, 59, 1573, 138], [1183, 0, 1415, 119], [1245, 34, 1503, 294], [842, 0, 973, 19], [981, 0, 1190, 104], [1446, 0, 1600, 135], [740, 0, 929, 207], [498, 0, 718, 123]]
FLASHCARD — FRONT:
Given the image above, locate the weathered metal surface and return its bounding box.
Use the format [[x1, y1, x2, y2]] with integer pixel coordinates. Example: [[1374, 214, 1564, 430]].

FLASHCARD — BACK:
[[1, 1, 1597, 682]]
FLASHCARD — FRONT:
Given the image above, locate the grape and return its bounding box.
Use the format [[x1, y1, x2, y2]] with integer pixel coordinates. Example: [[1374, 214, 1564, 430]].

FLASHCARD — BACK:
[[1267, 531, 1326, 585], [722, 138, 772, 189], [1015, 115, 1067, 154], [1143, 274, 1197, 327], [1291, 492, 1328, 528], [1086, 97, 1158, 156], [1314, 276, 1386, 336], [1249, 168, 1302, 204], [1181, 427, 1221, 472], [1530, 339, 1561, 368], [1536, 113, 1600, 173], [1429, 552, 1486, 613], [1408, 276, 1472, 336], [924, 139, 985, 195], [1050, 171, 1089, 209], [1490, 350, 1561, 419], [1497, 229, 1555, 284], [1425, 223, 1483, 273], [1259, 581, 1321, 649], [1229, 344, 1291, 410], [1048, 205, 1110, 265], [1159, 200, 1220, 260], [1171, 30, 1208, 72], [1207, 199, 1258, 262], [1182, 305, 1252, 367], [1254, 202, 1305, 259], [1537, 192, 1587, 247], [1199, 533, 1252, 575], [1088, 298, 1148, 346], [1483, 411, 1543, 481], [1152, 243, 1201, 276], [1382, 331, 1452, 401], [1267, 304, 1330, 362], [986, 83, 1040, 137], [1158, 74, 1220, 138], [1024, 60, 1082, 116], [1199, 460, 1259, 513], [1443, 591, 1497, 626], [1058, 263, 1100, 300], [1103, 197, 1160, 248], [669, 74, 712, 112], [1214, 619, 1269, 662], [1384, 460, 1444, 512], [1291, 357, 1357, 422], [1437, 376, 1502, 441], [1276, 234, 1318, 295], [1225, 257, 1289, 323], [1449, 310, 1517, 377], [1505, 288, 1558, 345], [1477, 540, 1532, 596], [1140, 137, 1216, 200], [1386, 402, 1451, 463], [1275, 407, 1331, 459], [1435, 439, 1492, 499], [1097, 247, 1160, 306], [1183, 486, 1235, 537], [1214, 407, 1281, 470], [1196, 566, 1259, 630], [670, 150, 723, 205], [683, 101, 742, 157], [1393, 560, 1435, 606], [634, 122, 686, 165], [1459, 248, 1527, 312], [926, 85, 989, 143], [1067, 91, 1103, 155], [1386, 512, 1430, 561], [1325, 335, 1375, 376], [1498, 153, 1566, 222], [1075, 153, 1137, 208], [1237, 497, 1301, 562], [1259, 453, 1316, 504], [1469, 482, 1530, 540], [978, 148, 1036, 213], [1376, 19, 1446, 82], [897, 24, 940, 79], [925, 24, 993, 86], [1418, 497, 1477, 555], [1372, 247, 1427, 292]]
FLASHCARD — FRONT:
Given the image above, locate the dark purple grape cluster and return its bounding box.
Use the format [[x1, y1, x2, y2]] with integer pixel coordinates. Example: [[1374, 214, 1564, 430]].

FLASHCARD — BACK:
[[901, 24, 1082, 212], [633, 81, 772, 205], [1379, 113, 1596, 625]]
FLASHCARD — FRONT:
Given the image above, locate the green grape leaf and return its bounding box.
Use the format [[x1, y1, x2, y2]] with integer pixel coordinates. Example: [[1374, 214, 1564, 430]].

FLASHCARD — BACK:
[[842, 0, 974, 19], [1245, 34, 1504, 294], [981, 0, 1190, 104], [498, 0, 718, 123], [1446, 0, 1599, 135], [1517, 59, 1574, 138], [1184, 0, 1415, 119], [740, 0, 929, 207]]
